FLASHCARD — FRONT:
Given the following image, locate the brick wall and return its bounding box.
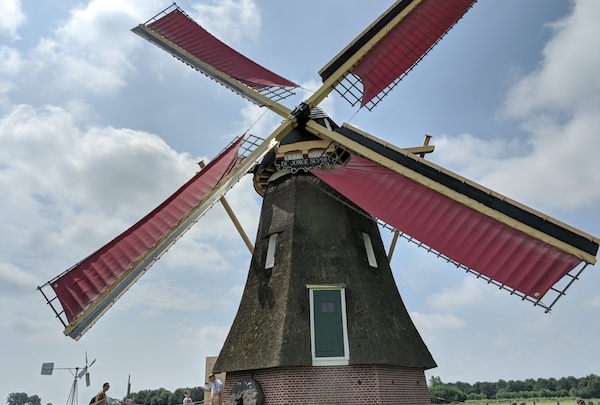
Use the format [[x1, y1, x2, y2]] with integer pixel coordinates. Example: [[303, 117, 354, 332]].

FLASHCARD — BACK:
[[223, 365, 431, 404]]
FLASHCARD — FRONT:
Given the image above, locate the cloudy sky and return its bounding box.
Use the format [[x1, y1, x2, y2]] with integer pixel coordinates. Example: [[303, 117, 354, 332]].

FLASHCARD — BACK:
[[1, 0, 599, 403]]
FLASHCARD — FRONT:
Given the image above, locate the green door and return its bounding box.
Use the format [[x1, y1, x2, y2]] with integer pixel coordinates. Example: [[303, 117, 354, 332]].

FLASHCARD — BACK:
[[313, 289, 345, 357]]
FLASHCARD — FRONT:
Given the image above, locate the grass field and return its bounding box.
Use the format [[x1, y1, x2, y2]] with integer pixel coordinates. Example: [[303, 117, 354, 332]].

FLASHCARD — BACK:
[[464, 398, 599, 405]]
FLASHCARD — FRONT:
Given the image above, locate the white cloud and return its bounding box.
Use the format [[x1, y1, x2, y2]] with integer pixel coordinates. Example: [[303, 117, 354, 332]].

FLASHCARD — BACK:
[[0, 0, 25, 39], [28, 1, 139, 98], [161, 233, 232, 273], [0, 103, 255, 345], [411, 311, 466, 331], [0, 45, 22, 75], [425, 277, 489, 311], [0, 101, 253, 359], [0, 262, 39, 293], [503, 0, 600, 118], [0, 81, 14, 109], [240, 104, 277, 138], [18, 0, 168, 103], [117, 280, 201, 316], [431, 0, 600, 211], [433, 133, 525, 178], [190, 0, 261, 46], [435, 109, 600, 211], [180, 324, 231, 355], [0, 104, 199, 275]]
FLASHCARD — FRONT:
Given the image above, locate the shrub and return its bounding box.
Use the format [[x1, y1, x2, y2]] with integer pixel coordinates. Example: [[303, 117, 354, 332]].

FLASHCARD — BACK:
[[429, 385, 467, 403]]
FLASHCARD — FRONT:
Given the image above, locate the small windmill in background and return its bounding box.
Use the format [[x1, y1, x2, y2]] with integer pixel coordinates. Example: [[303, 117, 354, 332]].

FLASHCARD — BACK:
[[41, 352, 96, 405]]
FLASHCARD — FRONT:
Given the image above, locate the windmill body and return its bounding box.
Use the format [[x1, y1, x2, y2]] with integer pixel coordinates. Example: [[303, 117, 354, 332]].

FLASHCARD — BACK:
[[215, 121, 435, 403], [37, 1, 599, 404]]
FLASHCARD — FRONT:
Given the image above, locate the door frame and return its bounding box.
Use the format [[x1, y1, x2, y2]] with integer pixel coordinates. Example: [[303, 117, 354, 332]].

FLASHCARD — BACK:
[[307, 284, 350, 366]]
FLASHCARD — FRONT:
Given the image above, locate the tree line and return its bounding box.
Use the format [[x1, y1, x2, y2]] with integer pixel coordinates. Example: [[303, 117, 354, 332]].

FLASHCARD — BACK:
[[9, 375, 600, 405], [6, 388, 204, 405], [428, 374, 600, 403], [6, 393, 41, 405], [127, 387, 204, 405]]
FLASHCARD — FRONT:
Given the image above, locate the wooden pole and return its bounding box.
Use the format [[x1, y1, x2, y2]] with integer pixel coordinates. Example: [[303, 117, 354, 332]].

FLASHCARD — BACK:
[[387, 230, 400, 261], [198, 161, 254, 254]]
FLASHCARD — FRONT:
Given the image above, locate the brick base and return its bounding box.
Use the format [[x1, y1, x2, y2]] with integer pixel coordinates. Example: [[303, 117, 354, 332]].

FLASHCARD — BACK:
[[223, 365, 431, 405]]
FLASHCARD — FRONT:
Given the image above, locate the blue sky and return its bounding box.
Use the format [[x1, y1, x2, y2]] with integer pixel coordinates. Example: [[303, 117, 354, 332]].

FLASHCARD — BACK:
[[1, 0, 599, 403]]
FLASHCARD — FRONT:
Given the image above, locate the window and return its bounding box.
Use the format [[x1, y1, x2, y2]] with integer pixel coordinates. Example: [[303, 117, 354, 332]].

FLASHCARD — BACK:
[[362, 232, 378, 268], [307, 285, 350, 366], [265, 233, 277, 269]]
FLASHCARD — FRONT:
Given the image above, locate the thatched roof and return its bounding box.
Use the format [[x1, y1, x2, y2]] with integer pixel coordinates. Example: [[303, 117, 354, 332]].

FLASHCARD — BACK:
[[214, 173, 436, 372]]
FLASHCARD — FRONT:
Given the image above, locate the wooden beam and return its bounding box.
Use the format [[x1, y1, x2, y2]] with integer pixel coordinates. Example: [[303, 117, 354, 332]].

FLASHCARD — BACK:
[[387, 229, 400, 262], [199, 161, 254, 254]]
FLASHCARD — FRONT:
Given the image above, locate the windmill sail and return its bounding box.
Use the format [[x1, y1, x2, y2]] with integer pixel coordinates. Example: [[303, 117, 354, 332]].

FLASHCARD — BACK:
[[309, 124, 599, 309], [39, 137, 245, 340], [319, 0, 477, 110], [132, 4, 298, 108]]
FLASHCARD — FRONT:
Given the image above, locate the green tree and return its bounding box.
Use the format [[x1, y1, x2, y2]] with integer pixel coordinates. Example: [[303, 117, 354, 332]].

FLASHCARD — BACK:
[[129, 389, 151, 405], [170, 388, 203, 405], [523, 378, 536, 392], [7, 393, 42, 405], [535, 377, 549, 391], [171, 389, 185, 405], [129, 388, 204, 405], [578, 374, 600, 398], [472, 381, 496, 399], [506, 379, 526, 393], [494, 389, 517, 400], [557, 376, 572, 392], [466, 392, 486, 401], [149, 388, 172, 405], [428, 376, 443, 386], [429, 385, 466, 404], [452, 380, 472, 395], [567, 376, 579, 391], [191, 388, 204, 403], [547, 377, 558, 391]]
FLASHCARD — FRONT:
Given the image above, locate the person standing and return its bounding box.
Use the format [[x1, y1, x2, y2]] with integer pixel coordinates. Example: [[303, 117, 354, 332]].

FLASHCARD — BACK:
[[182, 390, 193, 405], [94, 382, 110, 405], [198, 374, 222, 405]]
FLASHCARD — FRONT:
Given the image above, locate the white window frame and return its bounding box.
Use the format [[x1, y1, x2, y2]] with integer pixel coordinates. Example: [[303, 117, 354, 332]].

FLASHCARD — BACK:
[[307, 284, 350, 366], [362, 232, 378, 268], [265, 233, 277, 269]]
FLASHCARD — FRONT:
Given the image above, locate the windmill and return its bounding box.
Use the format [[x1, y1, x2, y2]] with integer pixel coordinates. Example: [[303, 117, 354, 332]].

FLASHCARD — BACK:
[[41, 352, 96, 405], [37, 1, 599, 404]]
